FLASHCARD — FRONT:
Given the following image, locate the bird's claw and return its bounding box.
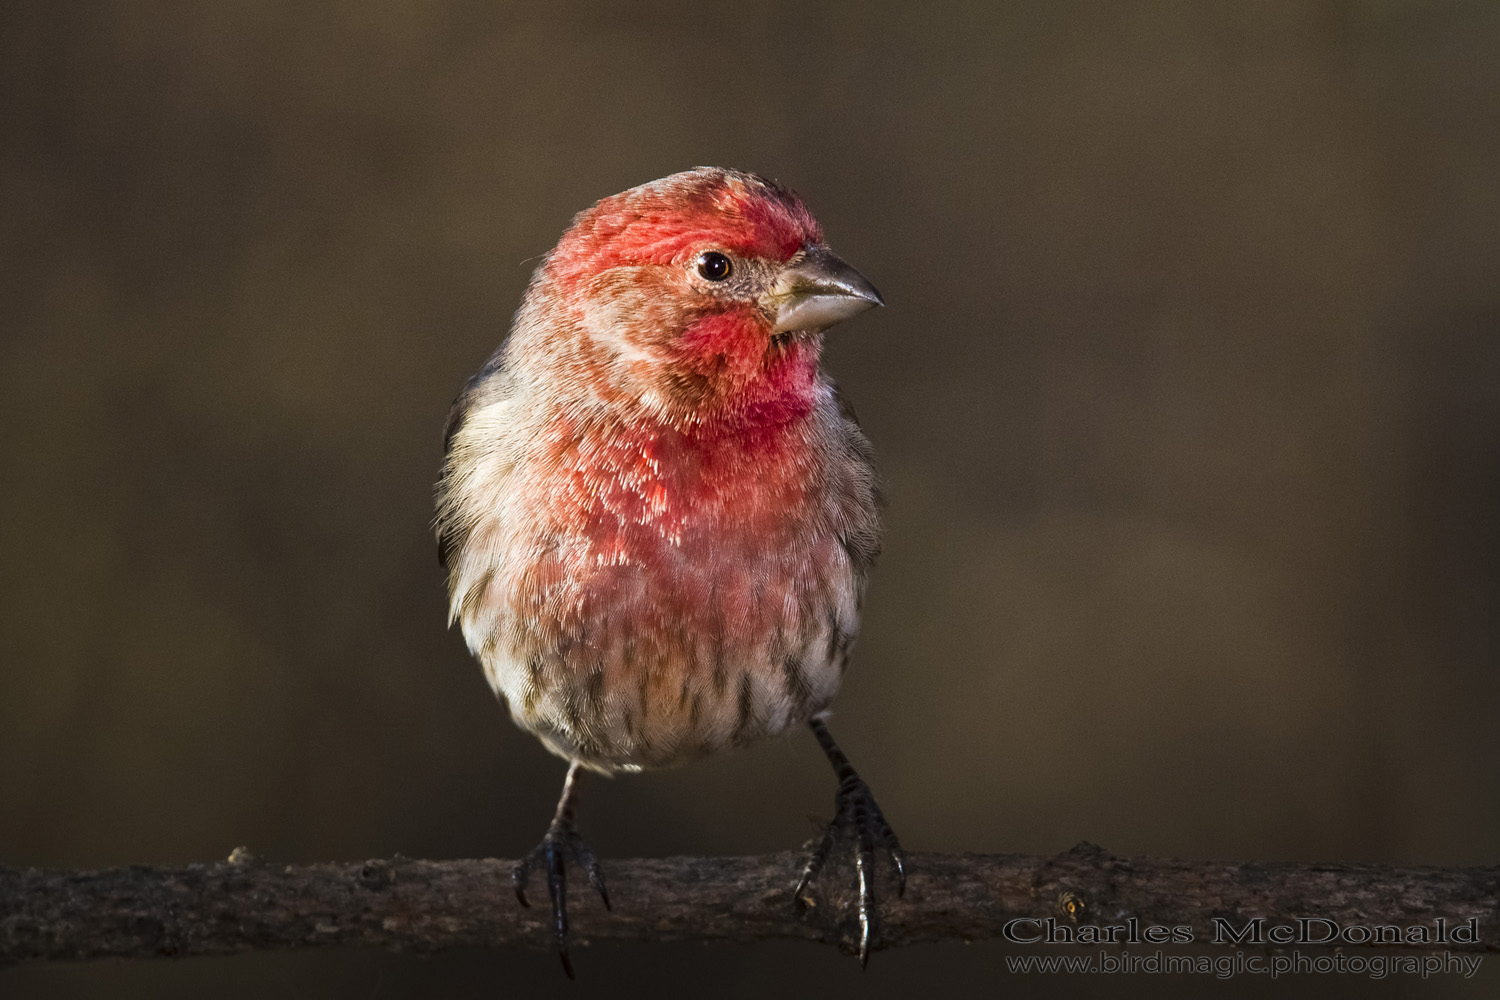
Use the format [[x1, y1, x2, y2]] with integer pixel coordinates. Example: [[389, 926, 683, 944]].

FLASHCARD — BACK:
[[794, 774, 906, 967], [513, 820, 610, 979]]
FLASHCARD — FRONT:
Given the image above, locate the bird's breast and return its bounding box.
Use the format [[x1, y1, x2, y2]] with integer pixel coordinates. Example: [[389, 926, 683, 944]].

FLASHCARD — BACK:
[[457, 410, 866, 771]]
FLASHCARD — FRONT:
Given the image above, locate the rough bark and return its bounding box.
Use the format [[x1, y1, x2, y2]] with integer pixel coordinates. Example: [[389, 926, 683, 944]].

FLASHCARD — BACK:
[[3, 843, 1499, 963]]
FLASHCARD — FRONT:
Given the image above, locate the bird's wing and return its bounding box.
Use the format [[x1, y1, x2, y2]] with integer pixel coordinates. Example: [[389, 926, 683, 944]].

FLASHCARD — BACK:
[[437, 347, 516, 570]]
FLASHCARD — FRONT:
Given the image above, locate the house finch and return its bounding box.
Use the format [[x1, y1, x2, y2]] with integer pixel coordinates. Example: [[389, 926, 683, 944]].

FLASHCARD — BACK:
[[435, 167, 902, 974]]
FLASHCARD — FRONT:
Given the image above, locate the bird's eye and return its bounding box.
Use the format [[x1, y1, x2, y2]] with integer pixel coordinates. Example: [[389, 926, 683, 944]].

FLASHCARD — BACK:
[[696, 251, 733, 282]]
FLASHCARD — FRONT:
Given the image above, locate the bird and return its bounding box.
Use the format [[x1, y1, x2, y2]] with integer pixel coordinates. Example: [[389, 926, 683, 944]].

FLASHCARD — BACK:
[[435, 167, 903, 974]]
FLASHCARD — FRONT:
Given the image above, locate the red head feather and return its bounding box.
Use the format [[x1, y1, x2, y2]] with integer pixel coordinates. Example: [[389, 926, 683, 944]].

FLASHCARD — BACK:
[[549, 168, 823, 284]]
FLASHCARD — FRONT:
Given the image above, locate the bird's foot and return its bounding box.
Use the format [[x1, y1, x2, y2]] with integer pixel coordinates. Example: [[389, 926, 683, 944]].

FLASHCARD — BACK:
[[794, 771, 906, 967], [513, 817, 610, 978]]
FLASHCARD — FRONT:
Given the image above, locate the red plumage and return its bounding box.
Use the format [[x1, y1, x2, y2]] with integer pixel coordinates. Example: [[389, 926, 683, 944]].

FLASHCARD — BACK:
[[435, 167, 900, 973]]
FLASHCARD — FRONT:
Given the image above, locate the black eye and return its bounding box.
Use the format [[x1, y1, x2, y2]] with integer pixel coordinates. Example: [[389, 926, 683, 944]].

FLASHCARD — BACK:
[[696, 251, 732, 281]]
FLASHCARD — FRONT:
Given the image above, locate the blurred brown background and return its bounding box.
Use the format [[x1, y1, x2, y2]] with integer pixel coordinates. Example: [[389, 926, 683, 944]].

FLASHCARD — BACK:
[[3, 2, 1498, 997]]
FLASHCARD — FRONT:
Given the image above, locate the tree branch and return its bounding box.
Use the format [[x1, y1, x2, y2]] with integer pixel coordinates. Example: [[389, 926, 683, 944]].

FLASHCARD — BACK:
[[4, 843, 1499, 963]]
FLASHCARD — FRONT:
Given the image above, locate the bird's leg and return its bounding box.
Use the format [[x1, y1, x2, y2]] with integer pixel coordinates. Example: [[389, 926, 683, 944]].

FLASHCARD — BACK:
[[513, 760, 610, 978], [795, 716, 906, 967]]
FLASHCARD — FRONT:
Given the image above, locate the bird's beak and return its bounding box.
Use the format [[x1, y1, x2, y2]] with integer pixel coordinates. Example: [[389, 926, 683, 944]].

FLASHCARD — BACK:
[[769, 245, 884, 335]]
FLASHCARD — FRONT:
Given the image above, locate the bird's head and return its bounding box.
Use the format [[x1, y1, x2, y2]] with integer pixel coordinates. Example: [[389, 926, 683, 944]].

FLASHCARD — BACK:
[[516, 168, 882, 428]]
